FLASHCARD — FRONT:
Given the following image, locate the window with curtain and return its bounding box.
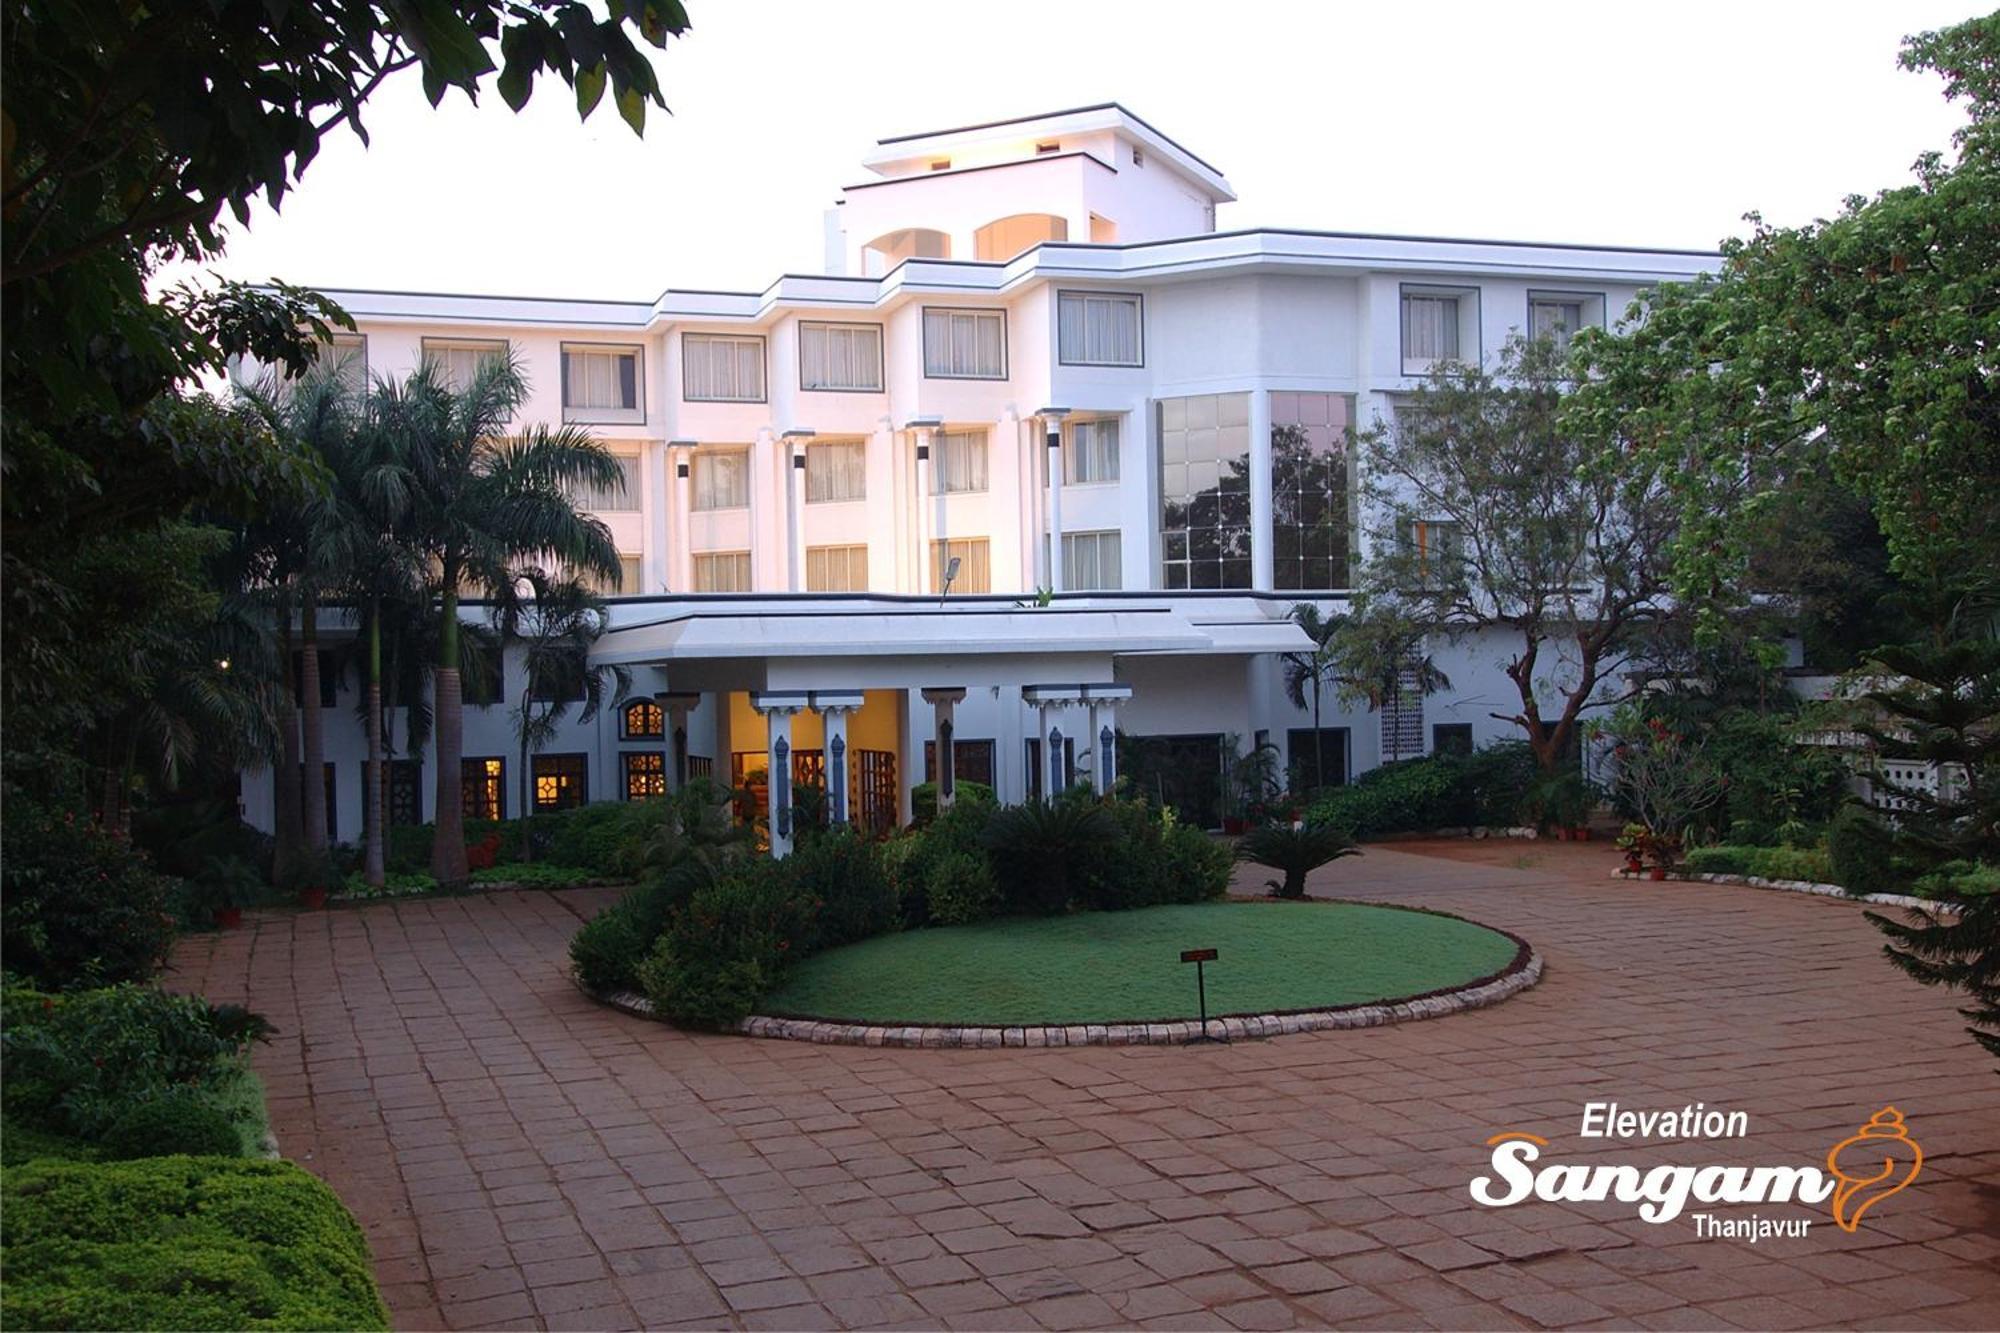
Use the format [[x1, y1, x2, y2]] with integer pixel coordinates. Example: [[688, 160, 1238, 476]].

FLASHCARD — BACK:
[[692, 451, 748, 510], [799, 322, 884, 391], [1527, 291, 1603, 355], [682, 333, 766, 402], [806, 544, 869, 591], [932, 538, 991, 593], [420, 338, 508, 390], [1158, 392, 1253, 589], [1057, 291, 1143, 366], [805, 440, 866, 502], [573, 454, 641, 511], [931, 430, 988, 494], [693, 551, 752, 592], [308, 334, 368, 396], [1405, 518, 1464, 578], [561, 344, 642, 422], [1064, 418, 1120, 484], [1400, 292, 1463, 366], [922, 308, 1006, 379], [532, 753, 588, 810], [1061, 531, 1123, 591]]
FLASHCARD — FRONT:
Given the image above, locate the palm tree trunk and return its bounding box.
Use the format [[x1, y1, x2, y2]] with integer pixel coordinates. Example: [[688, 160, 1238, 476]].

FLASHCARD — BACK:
[[363, 602, 386, 889], [431, 586, 470, 886], [299, 594, 329, 856], [273, 612, 304, 884]]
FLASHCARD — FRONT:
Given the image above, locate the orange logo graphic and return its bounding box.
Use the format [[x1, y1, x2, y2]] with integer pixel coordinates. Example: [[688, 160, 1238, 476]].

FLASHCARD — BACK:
[[1825, 1107, 1922, 1232]]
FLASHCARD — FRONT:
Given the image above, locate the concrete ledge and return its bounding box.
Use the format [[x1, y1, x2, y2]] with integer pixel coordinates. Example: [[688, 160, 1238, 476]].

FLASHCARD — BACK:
[[580, 918, 1543, 1048], [1610, 868, 1949, 913]]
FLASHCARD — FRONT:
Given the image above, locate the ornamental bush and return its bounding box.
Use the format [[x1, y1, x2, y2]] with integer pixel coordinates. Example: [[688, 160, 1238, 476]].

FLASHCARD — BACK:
[[1829, 804, 1902, 897], [788, 826, 898, 950], [910, 780, 997, 825], [569, 885, 669, 994], [923, 850, 1000, 926], [1, 802, 180, 990], [638, 861, 816, 1028], [1080, 798, 1230, 910], [1681, 844, 1836, 884], [1305, 755, 1476, 839], [99, 1089, 243, 1160], [1, 1157, 390, 1332]]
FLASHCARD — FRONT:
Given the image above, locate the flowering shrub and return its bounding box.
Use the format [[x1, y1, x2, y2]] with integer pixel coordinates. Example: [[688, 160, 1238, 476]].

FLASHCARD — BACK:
[[464, 831, 503, 871], [1, 801, 180, 990], [637, 861, 815, 1027]]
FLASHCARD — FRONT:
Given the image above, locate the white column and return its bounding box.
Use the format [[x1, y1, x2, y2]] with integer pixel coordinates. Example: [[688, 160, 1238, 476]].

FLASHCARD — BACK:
[[784, 431, 811, 592], [1083, 684, 1133, 796], [751, 691, 807, 858], [657, 691, 699, 793], [921, 687, 966, 809], [1039, 408, 1069, 594], [910, 421, 938, 593], [645, 440, 669, 594], [811, 691, 864, 824], [1023, 685, 1085, 799], [1248, 389, 1275, 591], [669, 440, 696, 592]]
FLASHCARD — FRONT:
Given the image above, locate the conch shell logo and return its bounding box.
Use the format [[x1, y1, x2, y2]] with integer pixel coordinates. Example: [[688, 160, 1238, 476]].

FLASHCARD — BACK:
[[1825, 1107, 1922, 1232]]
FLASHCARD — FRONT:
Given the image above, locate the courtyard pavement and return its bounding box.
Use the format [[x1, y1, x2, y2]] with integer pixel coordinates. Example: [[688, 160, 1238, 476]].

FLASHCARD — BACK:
[[173, 840, 2000, 1331]]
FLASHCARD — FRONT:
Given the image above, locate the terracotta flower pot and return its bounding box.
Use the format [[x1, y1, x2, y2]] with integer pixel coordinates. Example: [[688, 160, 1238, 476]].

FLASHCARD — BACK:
[[1648, 866, 1668, 881], [215, 906, 244, 930], [1572, 827, 1591, 842], [297, 886, 329, 910], [1623, 855, 1644, 875]]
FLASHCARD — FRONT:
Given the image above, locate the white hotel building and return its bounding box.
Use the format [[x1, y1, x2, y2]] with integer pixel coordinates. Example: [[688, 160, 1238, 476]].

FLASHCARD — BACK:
[[248, 104, 1715, 851]]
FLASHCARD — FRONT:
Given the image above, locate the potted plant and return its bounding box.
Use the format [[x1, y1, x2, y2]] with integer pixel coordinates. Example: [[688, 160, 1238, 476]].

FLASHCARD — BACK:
[[189, 855, 262, 928], [1606, 711, 1727, 884], [1615, 823, 1649, 875]]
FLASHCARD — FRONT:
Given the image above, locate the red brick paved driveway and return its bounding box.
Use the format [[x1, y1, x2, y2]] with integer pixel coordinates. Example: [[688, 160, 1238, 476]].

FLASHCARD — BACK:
[[174, 840, 2000, 1331]]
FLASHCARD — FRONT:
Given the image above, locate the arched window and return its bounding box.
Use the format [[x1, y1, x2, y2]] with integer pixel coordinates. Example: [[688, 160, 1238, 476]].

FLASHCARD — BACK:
[[622, 699, 664, 739], [862, 228, 950, 276], [974, 214, 1067, 262]]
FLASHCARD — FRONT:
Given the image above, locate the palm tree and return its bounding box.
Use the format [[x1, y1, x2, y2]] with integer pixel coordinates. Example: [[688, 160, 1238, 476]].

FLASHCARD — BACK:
[[1281, 603, 1454, 784], [500, 573, 630, 860], [1235, 822, 1361, 899], [1281, 604, 1348, 794], [374, 354, 621, 887]]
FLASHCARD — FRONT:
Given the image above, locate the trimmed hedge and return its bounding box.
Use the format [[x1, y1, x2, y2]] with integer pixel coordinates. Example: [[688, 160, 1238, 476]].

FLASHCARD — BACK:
[[1681, 844, 1837, 885], [1, 1156, 389, 1331], [1828, 805, 1901, 897], [1304, 744, 1544, 840]]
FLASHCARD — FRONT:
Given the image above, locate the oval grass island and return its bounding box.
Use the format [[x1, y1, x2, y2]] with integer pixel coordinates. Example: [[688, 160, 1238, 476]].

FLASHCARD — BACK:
[[733, 900, 1540, 1047]]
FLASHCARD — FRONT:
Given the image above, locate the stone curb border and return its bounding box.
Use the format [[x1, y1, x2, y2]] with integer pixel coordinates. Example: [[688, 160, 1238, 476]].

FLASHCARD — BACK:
[[1610, 869, 1954, 914], [580, 913, 1543, 1048]]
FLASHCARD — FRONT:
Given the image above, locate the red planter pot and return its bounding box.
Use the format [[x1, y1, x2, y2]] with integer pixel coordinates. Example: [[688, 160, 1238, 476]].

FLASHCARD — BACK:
[[1571, 828, 1592, 842], [1623, 856, 1644, 875], [1648, 867, 1669, 881], [297, 886, 329, 910], [1221, 817, 1249, 835], [215, 907, 244, 930]]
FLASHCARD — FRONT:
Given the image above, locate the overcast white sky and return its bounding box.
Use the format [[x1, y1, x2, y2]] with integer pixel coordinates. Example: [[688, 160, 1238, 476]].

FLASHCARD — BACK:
[[198, 0, 1986, 300]]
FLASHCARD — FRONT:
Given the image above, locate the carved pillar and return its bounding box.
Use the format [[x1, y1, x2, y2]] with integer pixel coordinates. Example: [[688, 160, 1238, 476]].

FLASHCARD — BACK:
[[921, 687, 967, 809], [750, 691, 807, 858], [656, 691, 700, 793], [810, 691, 864, 824]]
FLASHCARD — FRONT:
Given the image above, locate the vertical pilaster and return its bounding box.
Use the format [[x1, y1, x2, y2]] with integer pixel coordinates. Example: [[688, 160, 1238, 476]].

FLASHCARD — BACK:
[[668, 439, 696, 593], [1249, 389, 1275, 591], [921, 688, 966, 810], [783, 429, 813, 593], [1040, 408, 1070, 593], [906, 417, 942, 594], [751, 691, 807, 858], [810, 691, 864, 825]]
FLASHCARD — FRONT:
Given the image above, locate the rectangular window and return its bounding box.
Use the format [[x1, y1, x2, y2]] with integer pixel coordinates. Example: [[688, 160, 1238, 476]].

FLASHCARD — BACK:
[[532, 753, 588, 810], [1271, 391, 1354, 591], [1432, 723, 1475, 757], [462, 757, 505, 821], [420, 338, 508, 390], [561, 343, 643, 422], [529, 659, 585, 704], [464, 651, 504, 707], [922, 308, 1007, 379], [799, 321, 884, 392], [932, 538, 991, 594], [586, 555, 642, 597], [311, 334, 368, 397], [1158, 392, 1253, 590], [932, 430, 988, 494], [573, 454, 642, 511], [692, 450, 749, 510], [693, 551, 752, 593], [1401, 294, 1459, 362], [806, 544, 869, 592], [1061, 531, 1123, 591], [923, 738, 996, 786], [290, 651, 339, 710], [805, 440, 866, 503], [1057, 291, 1143, 366], [1287, 728, 1351, 790], [622, 752, 665, 801], [682, 333, 766, 402], [1405, 519, 1463, 576], [1064, 417, 1120, 484], [1527, 290, 1605, 356], [383, 759, 423, 827]]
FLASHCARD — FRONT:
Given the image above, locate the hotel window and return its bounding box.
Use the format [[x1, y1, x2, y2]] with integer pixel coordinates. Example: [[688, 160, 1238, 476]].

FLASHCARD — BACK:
[[1158, 392, 1252, 589], [1432, 723, 1475, 757], [1271, 392, 1354, 591], [692, 450, 749, 510], [924, 738, 996, 786], [585, 555, 641, 597], [932, 538, 991, 594], [806, 544, 869, 592], [805, 440, 866, 503], [420, 337, 508, 390], [622, 699, 664, 739], [529, 659, 585, 704], [561, 343, 643, 422], [693, 551, 752, 592], [622, 752, 665, 801], [1405, 519, 1464, 579], [931, 430, 988, 493], [1057, 292, 1143, 366], [374, 759, 423, 827], [462, 757, 505, 820], [922, 308, 1006, 380], [1527, 291, 1606, 356], [309, 334, 368, 396], [1064, 417, 1120, 484], [533, 753, 588, 810], [290, 651, 338, 709], [799, 321, 884, 392], [1062, 531, 1123, 591], [682, 333, 766, 402], [1400, 287, 1477, 374], [573, 454, 641, 511]]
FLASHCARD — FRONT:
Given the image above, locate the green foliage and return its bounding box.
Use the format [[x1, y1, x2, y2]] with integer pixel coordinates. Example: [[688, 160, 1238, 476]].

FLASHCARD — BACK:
[[1306, 755, 1475, 839], [469, 862, 595, 889], [638, 862, 816, 1028], [1, 1157, 390, 1332], [1235, 823, 1362, 899], [787, 827, 898, 950], [1080, 799, 1232, 910], [545, 798, 656, 873], [910, 780, 997, 825], [339, 868, 439, 899], [1682, 844, 1837, 885], [1828, 806, 1902, 898], [979, 798, 1121, 916], [1910, 861, 2000, 901], [1, 804, 180, 990], [1, 983, 267, 1142], [1, 1116, 99, 1167], [569, 881, 676, 994], [886, 799, 996, 926], [921, 851, 1002, 927], [99, 1090, 244, 1161]]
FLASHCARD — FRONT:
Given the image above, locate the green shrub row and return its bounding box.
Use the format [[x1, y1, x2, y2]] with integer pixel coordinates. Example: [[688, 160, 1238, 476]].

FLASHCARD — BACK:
[[1, 1157, 390, 1332], [380, 800, 662, 877], [2, 803, 181, 992], [1681, 844, 1837, 885], [1304, 743, 1544, 839]]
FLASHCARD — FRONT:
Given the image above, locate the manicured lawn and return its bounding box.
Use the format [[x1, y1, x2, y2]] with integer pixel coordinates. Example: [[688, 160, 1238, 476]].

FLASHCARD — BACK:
[[763, 901, 1522, 1025]]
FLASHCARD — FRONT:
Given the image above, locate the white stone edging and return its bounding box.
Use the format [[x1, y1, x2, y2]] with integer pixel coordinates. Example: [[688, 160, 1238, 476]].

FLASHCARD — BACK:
[[1610, 868, 1950, 913], [582, 947, 1543, 1049]]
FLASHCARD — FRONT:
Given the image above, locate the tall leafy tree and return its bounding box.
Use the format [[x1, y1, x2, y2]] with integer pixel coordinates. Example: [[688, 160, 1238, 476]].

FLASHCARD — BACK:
[[375, 356, 621, 886]]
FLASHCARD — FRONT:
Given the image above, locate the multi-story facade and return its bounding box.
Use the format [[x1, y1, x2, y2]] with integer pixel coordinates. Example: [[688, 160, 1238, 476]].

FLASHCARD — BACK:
[[245, 104, 1716, 851]]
